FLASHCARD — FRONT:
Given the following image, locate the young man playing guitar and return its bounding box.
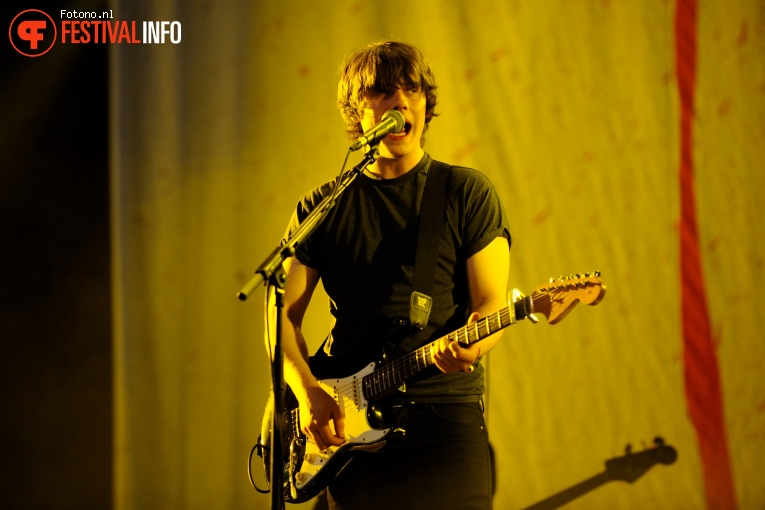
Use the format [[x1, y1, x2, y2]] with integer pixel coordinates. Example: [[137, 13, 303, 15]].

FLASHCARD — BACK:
[[277, 40, 511, 509]]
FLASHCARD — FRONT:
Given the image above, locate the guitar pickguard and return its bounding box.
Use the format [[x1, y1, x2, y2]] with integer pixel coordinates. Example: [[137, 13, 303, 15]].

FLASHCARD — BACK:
[[287, 362, 394, 500]]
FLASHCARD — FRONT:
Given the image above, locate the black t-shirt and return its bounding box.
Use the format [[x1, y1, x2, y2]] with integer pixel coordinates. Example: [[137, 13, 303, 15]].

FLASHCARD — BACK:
[[282, 153, 511, 402]]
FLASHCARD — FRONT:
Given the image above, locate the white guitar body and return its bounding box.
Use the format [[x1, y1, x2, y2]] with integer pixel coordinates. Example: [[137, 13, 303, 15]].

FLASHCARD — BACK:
[[270, 361, 403, 502]]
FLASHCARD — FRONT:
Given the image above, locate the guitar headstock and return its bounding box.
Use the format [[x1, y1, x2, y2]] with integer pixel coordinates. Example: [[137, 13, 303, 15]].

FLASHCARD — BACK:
[[529, 272, 606, 325], [605, 437, 678, 483]]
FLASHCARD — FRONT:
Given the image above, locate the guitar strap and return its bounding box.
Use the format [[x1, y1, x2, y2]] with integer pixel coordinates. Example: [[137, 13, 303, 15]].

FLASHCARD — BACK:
[[396, 158, 449, 356], [311, 158, 449, 371]]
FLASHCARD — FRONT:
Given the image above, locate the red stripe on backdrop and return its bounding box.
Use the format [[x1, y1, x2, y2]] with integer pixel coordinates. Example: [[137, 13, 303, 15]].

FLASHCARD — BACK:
[[675, 0, 738, 508]]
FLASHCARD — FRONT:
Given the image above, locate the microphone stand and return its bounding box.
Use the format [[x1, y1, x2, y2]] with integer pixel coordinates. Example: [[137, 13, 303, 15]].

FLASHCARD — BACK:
[[238, 147, 379, 510]]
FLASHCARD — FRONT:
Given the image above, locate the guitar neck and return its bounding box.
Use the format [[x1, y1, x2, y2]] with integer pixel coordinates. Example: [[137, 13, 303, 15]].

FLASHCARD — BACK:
[[522, 472, 611, 510], [362, 294, 541, 401]]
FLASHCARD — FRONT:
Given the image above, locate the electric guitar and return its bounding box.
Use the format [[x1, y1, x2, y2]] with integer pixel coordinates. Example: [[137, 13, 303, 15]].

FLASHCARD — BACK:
[[257, 273, 606, 503], [523, 437, 678, 510]]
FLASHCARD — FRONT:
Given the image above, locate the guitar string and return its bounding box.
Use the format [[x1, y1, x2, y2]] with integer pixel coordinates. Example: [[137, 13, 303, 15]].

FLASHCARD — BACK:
[[337, 282, 595, 417], [357, 305, 517, 399], [356, 301, 518, 385], [303, 286, 592, 432], [322, 293, 553, 409], [327, 282, 597, 405]]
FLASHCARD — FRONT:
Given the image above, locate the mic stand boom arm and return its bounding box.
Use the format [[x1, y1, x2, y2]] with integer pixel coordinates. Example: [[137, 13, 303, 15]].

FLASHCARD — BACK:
[[237, 146, 378, 301], [237, 148, 379, 509]]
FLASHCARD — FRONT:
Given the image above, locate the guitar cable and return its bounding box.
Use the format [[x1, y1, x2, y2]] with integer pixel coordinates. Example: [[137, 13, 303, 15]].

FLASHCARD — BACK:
[[248, 442, 271, 494]]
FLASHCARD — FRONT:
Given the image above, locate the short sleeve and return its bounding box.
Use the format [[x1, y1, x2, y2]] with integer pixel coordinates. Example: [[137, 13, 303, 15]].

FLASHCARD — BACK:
[[450, 168, 511, 260]]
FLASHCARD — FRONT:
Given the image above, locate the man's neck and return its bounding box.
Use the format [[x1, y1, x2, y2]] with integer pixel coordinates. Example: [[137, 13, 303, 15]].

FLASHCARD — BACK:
[[367, 148, 425, 180]]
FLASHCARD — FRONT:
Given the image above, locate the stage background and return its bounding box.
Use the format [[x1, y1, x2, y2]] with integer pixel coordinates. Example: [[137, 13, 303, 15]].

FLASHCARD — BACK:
[[3, 0, 762, 509], [112, 1, 764, 509]]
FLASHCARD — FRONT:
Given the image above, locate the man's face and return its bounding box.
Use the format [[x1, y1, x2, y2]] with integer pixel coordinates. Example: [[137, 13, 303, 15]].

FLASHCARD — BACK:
[[360, 85, 427, 165]]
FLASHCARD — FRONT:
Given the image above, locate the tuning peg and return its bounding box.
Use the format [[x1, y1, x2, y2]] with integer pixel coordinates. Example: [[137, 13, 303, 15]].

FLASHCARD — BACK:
[[594, 270, 601, 277]]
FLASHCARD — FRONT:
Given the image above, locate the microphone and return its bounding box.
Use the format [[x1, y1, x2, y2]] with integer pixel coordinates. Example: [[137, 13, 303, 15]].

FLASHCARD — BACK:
[[350, 110, 405, 151]]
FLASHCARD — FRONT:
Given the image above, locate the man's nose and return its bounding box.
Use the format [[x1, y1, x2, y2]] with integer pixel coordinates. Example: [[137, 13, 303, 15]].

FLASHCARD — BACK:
[[389, 88, 409, 111]]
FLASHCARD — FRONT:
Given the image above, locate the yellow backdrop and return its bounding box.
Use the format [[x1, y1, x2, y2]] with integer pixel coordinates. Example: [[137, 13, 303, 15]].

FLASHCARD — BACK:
[[111, 1, 765, 508]]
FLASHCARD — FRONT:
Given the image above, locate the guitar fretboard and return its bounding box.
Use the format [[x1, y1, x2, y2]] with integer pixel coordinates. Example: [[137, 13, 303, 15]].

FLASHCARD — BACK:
[[362, 294, 537, 400]]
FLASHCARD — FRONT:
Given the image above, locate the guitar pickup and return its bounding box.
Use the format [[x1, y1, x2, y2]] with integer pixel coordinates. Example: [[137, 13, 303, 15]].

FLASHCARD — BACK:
[[305, 446, 337, 465]]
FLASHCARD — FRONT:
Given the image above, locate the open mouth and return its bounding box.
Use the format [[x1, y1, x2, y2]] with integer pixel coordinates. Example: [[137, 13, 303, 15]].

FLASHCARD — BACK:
[[389, 121, 412, 138]]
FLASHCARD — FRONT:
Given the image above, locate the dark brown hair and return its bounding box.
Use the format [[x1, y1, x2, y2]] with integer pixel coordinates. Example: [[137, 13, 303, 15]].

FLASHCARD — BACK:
[[337, 41, 438, 144]]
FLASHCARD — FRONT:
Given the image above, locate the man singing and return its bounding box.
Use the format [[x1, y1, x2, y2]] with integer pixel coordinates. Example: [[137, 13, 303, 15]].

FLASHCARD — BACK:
[[277, 40, 510, 509]]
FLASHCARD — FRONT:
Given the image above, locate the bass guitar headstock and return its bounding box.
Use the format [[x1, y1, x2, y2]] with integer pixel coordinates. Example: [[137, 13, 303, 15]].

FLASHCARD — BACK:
[[605, 437, 678, 483]]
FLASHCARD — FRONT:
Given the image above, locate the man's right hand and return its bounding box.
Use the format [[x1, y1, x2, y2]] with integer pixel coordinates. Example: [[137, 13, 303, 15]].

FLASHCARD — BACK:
[[298, 385, 346, 451]]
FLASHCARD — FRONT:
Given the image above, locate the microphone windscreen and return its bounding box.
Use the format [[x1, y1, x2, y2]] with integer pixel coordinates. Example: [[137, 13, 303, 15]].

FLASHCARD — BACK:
[[382, 110, 405, 132]]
